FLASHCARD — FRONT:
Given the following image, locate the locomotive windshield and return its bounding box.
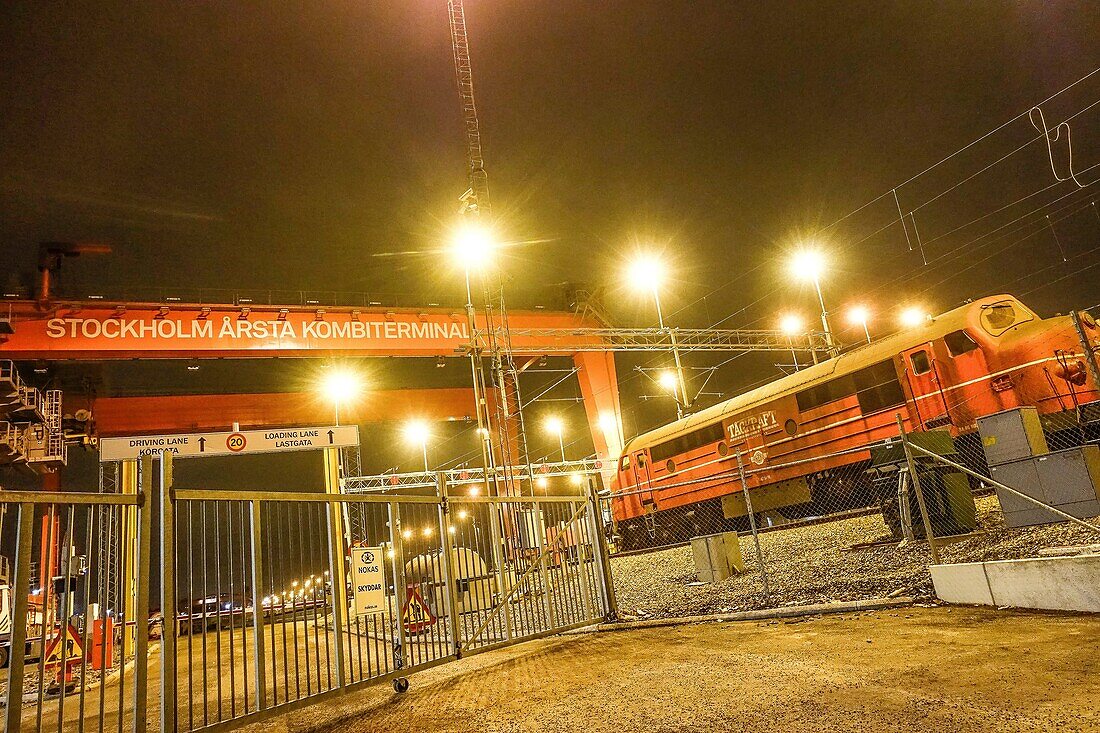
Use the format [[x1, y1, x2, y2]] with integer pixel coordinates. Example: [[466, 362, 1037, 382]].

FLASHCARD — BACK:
[[979, 300, 1033, 336]]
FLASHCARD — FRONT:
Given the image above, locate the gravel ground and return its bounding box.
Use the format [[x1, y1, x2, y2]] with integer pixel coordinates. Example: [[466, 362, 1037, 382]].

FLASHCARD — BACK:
[[611, 495, 1100, 619], [302, 606, 1100, 733]]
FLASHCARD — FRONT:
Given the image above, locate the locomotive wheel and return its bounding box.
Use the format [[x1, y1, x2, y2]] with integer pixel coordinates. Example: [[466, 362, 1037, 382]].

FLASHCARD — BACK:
[[393, 676, 410, 694]]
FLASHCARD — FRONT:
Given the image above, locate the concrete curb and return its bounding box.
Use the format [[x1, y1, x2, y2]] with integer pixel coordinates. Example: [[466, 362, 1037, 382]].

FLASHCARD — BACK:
[[594, 597, 916, 632]]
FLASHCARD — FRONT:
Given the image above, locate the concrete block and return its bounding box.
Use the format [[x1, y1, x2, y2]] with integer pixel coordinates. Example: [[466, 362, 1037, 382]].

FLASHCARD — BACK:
[[932, 555, 1100, 613], [929, 563, 994, 606], [690, 532, 745, 583]]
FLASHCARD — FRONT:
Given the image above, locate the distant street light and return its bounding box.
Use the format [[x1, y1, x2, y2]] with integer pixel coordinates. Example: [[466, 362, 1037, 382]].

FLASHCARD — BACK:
[[900, 306, 929, 328], [627, 253, 688, 418], [544, 416, 566, 461], [321, 369, 361, 426], [790, 248, 837, 355], [403, 420, 431, 472], [779, 314, 803, 370], [848, 306, 872, 345]]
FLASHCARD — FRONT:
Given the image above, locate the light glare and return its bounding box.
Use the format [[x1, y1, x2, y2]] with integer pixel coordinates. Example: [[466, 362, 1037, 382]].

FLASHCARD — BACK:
[[403, 420, 430, 446], [900, 307, 928, 328], [779, 314, 803, 336], [452, 223, 495, 269], [627, 255, 665, 293], [790, 249, 826, 282], [544, 415, 564, 436], [848, 306, 869, 325], [657, 371, 678, 392], [322, 370, 361, 403]]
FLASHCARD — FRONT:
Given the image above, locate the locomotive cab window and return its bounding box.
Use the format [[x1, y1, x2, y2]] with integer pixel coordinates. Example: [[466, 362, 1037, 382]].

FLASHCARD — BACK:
[[944, 329, 979, 357], [619, 455, 630, 471], [910, 349, 931, 375]]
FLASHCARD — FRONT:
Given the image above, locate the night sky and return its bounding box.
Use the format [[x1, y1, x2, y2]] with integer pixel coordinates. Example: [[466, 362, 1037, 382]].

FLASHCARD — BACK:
[[1, 1, 1099, 481]]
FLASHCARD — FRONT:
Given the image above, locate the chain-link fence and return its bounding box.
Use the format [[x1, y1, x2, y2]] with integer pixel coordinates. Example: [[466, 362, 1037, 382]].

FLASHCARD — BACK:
[[604, 388, 1100, 620]]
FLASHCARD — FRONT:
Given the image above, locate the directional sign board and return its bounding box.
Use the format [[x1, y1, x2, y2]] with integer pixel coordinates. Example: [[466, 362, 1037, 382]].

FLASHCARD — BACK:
[[350, 547, 386, 616], [99, 425, 359, 461]]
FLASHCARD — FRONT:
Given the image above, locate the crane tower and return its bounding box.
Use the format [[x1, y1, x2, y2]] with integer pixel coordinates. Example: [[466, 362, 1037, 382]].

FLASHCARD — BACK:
[[448, 0, 491, 216]]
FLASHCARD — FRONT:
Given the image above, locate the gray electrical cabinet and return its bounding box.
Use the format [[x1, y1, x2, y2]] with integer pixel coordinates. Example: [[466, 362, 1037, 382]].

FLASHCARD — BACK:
[[990, 446, 1100, 527], [977, 406, 1049, 466]]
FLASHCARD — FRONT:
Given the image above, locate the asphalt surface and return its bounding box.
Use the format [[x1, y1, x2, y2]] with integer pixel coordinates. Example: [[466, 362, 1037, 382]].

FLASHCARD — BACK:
[[9, 606, 1098, 732], [296, 606, 1100, 733]]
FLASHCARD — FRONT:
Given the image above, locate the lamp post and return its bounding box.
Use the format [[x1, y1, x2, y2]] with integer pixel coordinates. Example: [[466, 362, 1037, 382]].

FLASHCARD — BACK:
[[848, 306, 872, 345], [544, 416, 566, 462], [790, 249, 837, 356], [404, 420, 431, 472], [452, 223, 496, 494], [779, 314, 803, 371], [321, 369, 361, 426], [628, 254, 688, 418]]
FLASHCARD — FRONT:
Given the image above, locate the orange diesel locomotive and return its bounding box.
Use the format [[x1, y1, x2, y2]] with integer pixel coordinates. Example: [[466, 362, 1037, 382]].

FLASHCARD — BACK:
[[612, 295, 1100, 549]]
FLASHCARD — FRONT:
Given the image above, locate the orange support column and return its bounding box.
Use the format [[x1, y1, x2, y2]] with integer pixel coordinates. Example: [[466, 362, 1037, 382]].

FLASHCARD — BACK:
[[573, 352, 624, 487]]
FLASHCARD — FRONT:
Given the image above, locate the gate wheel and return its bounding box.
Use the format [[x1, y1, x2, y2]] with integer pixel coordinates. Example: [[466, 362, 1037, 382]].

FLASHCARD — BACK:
[[393, 677, 410, 694]]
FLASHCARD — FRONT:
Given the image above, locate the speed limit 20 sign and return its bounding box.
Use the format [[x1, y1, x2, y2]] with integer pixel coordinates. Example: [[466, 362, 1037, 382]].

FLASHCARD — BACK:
[[226, 433, 247, 452]]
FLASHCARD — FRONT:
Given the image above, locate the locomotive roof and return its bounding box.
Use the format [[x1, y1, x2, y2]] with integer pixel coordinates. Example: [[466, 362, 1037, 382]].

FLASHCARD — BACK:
[[621, 293, 1033, 454]]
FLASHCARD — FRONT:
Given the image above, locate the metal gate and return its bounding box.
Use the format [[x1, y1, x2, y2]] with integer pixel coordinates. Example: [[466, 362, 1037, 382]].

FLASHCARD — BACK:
[[1, 454, 616, 732]]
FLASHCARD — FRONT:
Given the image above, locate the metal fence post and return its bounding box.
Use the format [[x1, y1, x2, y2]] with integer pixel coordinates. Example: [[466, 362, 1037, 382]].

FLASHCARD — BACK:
[[325, 499, 348, 688], [248, 501, 268, 711], [530, 501, 557, 630], [387, 501, 409, 671], [324, 447, 348, 688], [3, 502, 34, 733], [159, 453, 177, 733], [736, 452, 771, 602], [896, 414, 940, 565], [134, 456, 155, 733], [435, 473, 463, 658], [485, 497, 513, 643], [585, 481, 619, 621]]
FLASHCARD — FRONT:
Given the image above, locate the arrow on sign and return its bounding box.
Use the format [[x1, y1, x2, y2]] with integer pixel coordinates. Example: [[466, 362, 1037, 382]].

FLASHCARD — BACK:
[[327, 430, 335, 444], [198, 437, 206, 452]]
